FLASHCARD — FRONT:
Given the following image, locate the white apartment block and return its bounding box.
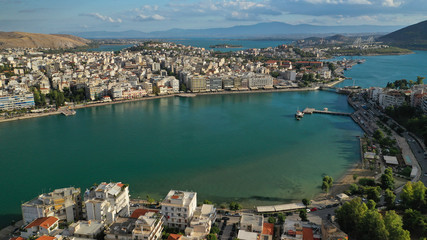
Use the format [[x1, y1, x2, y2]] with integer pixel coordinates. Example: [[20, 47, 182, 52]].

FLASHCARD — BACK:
[[379, 91, 406, 109], [185, 204, 216, 240], [422, 95, 427, 113], [84, 182, 130, 225], [160, 190, 197, 230], [244, 73, 273, 89], [21, 187, 81, 224]]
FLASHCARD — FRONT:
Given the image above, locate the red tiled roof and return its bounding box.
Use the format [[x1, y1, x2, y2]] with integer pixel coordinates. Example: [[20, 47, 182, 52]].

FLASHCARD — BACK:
[[35, 236, 55, 240], [167, 234, 182, 240], [262, 223, 274, 235], [25, 217, 58, 230], [171, 195, 180, 199], [10, 237, 25, 240], [302, 227, 314, 240], [130, 209, 159, 219]]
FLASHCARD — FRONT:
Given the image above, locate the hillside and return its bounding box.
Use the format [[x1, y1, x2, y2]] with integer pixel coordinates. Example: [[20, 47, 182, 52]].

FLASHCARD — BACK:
[[379, 20, 427, 50], [0, 32, 91, 49]]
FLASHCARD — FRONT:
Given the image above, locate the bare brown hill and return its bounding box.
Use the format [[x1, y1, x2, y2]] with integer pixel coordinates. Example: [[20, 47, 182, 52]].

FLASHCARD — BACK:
[[0, 32, 91, 49]]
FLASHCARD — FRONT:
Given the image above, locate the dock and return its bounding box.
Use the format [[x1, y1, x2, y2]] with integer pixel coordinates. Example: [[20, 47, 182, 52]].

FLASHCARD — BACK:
[[59, 107, 76, 116], [303, 107, 351, 116]]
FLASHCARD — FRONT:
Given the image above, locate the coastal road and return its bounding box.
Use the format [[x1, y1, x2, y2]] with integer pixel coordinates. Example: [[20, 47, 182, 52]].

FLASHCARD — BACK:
[[403, 132, 427, 185]]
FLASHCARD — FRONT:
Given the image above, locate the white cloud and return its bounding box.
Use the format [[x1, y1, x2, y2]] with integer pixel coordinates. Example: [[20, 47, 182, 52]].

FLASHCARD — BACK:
[[136, 14, 165, 21], [83, 13, 122, 23], [303, 0, 371, 4], [382, 0, 403, 7]]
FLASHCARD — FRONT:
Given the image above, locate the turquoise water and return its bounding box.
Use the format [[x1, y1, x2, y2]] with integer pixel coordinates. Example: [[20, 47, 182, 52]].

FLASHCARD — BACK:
[[333, 51, 427, 88], [0, 91, 360, 226]]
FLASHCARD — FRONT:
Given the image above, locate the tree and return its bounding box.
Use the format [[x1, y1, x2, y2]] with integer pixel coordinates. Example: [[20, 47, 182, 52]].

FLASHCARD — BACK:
[[302, 198, 310, 208], [367, 199, 376, 210], [203, 200, 213, 204], [152, 85, 160, 95], [401, 181, 427, 210], [322, 176, 333, 194], [359, 210, 388, 240], [403, 209, 427, 237], [206, 233, 217, 240], [210, 224, 220, 234], [335, 198, 368, 235], [353, 174, 358, 181], [417, 76, 425, 85], [179, 83, 187, 92], [384, 189, 396, 208], [384, 210, 410, 240], [229, 202, 242, 211], [299, 209, 308, 221], [277, 213, 286, 223], [268, 216, 276, 223], [381, 167, 395, 190], [366, 186, 381, 203]]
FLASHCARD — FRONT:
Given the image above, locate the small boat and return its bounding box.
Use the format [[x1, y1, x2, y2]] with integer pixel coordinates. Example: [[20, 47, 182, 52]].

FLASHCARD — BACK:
[[295, 109, 304, 119]]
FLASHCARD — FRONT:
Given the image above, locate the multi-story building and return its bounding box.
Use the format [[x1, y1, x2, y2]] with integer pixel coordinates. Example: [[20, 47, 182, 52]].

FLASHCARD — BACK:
[[160, 190, 197, 230], [244, 73, 273, 89], [206, 78, 222, 91], [84, 182, 130, 225], [69, 220, 104, 239], [0, 93, 34, 110], [105, 212, 164, 240], [21, 187, 81, 224], [185, 204, 216, 239], [422, 94, 427, 113], [379, 90, 406, 109], [240, 213, 263, 233], [187, 76, 206, 92]]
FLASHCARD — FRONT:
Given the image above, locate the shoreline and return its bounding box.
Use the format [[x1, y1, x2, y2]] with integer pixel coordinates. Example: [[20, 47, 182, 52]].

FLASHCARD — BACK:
[[0, 87, 319, 123]]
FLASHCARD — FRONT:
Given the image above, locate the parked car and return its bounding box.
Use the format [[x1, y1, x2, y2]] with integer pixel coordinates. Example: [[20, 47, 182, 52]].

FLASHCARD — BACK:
[[310, 207, 318, 212]]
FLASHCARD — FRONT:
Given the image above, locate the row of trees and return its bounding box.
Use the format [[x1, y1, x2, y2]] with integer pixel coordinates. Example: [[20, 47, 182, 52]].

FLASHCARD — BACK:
[[385, 76, 425, 89]]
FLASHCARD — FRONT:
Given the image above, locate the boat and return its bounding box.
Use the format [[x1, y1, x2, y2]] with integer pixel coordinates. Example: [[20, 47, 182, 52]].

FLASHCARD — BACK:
[[295, 109, 304, 119]]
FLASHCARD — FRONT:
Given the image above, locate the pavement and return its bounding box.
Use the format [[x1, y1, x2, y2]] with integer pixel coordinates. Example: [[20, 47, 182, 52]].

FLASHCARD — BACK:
[[0, 220, 22, 240], [403, 132, 427, 186]]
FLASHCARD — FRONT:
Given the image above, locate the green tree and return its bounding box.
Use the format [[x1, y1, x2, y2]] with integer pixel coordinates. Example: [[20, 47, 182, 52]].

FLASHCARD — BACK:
[[203, 200, 213, 204], [277, 213, 286, 223], [302, 198, 310, 208], [381, 167, 395, 190], [322, 176, 333, 193], [353, 174, 358, 181], [210, 224, 220, 234], [384, 210, 410, 240], [229, 202, 242, 211], [384, 189, 396, 208], [402, 209, 427, 237], [367, 199, 376, 210], [179, 83, 187, 92], [335, 198, 368, 235], [206, 233, 217, 240], [366, 186, 381, 203], [359, 210, 388, 240], [401, 181, 427, 209], [349, 183, 359, 195], [268, 216, 276, 223], [417, 76, 425, 85], [299, 209, 308, 221], [152, 85, 160, 95]]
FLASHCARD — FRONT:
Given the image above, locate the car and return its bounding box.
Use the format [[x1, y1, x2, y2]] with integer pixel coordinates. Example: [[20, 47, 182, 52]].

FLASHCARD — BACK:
[[310, 208, 318, 212], [306, 209, 311, 213], [222, 217, 230, 221], [233, 213, 241, 217]]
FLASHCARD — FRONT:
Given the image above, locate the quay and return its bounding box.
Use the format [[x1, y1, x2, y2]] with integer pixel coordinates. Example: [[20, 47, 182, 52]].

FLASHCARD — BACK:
[[303, 107, 351, 116], [59, 107, 76, 116]]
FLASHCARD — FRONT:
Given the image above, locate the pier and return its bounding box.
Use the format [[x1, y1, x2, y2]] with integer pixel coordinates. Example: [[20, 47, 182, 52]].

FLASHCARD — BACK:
[[59, 107, 76, 116], [303, 107, 351, 116]]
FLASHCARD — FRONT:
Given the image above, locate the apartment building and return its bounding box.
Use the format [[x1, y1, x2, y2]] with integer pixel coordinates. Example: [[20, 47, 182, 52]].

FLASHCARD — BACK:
[[160, 190, 197, 230]]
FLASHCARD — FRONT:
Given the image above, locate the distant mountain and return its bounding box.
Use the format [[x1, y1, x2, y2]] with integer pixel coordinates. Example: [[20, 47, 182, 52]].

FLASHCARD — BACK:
[[68, 22, 401, 39], [379, 20, 427, 50], [0, 32, 90, 49]]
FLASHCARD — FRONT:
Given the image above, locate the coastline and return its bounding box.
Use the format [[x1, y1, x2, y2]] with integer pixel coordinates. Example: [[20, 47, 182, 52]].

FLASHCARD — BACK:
[[0, 87, 319, 123]]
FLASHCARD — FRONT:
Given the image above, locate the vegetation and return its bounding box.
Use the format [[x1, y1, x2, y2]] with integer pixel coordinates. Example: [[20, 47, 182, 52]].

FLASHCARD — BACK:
[[386, 77, 424, 89], [302, 198, 310, 208], [335, 198, 410, 240], [326, 46, 412, 56], [299, 209, 308, 221], [321, 175, 333, 193], [400, 181, 427, 210], [385, 104, 427, 145], [380, 167, 395, 190], [229, 202, 242, 211]]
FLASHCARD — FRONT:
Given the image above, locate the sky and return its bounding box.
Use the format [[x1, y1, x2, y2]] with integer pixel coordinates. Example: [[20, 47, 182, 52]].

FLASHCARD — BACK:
[[0, 0, 426, 33]]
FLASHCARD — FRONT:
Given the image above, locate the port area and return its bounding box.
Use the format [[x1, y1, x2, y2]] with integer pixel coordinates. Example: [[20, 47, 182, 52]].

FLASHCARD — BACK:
[[58, 107, 76, 116]]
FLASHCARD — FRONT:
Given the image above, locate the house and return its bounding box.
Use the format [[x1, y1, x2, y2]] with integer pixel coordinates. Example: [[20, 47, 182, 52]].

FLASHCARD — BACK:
[[261, 223, 274, 240], [167, 234, 182, 240], [240, 213, 263, 233], [21, 217, 59, 238], [160, 190, 197, 230]]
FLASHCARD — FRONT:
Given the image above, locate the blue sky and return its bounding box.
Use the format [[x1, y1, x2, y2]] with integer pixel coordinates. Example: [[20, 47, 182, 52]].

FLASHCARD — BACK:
[[0, 0, 426, 33]]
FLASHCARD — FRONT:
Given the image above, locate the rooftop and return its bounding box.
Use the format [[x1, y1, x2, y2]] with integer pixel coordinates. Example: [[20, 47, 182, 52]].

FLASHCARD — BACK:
[[25, 217, 58, 229]]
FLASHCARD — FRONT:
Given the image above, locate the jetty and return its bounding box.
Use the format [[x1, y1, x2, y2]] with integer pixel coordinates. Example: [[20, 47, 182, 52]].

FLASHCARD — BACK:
[[303, 107, 351, 116], [59, 107, 76, 116], [178, 93, 197, 98]]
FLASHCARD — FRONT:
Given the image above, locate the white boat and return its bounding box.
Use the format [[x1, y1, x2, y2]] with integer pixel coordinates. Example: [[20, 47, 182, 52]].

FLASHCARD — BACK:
[[295, 109, 304, 119]]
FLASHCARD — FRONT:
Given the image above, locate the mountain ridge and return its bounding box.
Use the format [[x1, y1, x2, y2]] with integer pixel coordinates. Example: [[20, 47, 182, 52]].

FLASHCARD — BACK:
[[0, 32, 90, 49], [379, 20, 427, 50]]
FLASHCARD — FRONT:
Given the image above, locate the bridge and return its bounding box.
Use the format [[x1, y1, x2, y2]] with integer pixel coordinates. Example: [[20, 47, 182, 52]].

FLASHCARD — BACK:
[[303, 107, 351, 116]]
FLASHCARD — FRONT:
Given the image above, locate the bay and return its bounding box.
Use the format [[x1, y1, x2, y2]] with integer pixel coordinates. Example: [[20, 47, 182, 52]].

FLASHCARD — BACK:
[[0, 91, 360, 226]]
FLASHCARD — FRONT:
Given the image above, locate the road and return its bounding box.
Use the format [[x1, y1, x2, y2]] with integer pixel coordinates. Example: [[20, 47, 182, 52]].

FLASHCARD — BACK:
[[403, 132, 427, 186]]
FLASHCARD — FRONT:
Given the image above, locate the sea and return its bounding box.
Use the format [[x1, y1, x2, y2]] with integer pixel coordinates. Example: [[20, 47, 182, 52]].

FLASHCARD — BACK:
[[1, 40, 426, 227]]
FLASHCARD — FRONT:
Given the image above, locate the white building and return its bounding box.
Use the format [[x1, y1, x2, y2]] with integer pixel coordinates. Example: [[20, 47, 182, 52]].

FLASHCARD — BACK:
[[84, 182, 130, 225], [21, 187, 81, 224], [160, 190, 197, 229], [379, 91, 406, 109], [243, 73, 273, 89], [185, 204, 216, 239], [69, 220, 104, 239], [105, 212, 164, 240], [21, 217, 59, 238]]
